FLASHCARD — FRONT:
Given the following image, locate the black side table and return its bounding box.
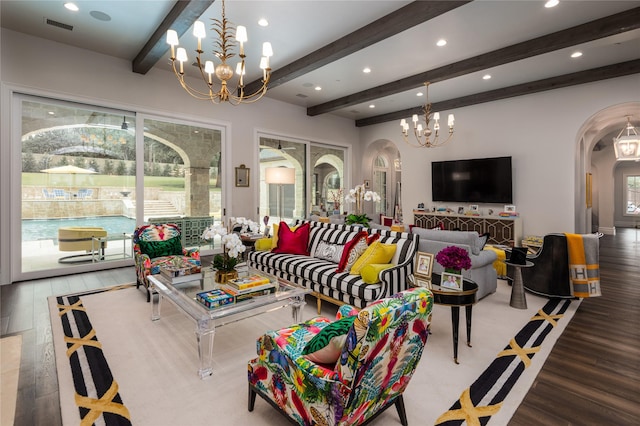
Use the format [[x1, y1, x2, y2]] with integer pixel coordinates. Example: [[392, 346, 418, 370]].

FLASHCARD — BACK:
[[429, 273, 478, 364]]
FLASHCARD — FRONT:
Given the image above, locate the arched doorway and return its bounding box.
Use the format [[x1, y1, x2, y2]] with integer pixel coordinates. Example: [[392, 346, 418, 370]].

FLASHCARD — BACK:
[[576, 102, 640, 235]]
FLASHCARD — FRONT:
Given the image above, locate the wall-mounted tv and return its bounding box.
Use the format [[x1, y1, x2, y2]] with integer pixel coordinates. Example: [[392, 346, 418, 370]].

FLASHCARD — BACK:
[[431, 156, 513, 204]]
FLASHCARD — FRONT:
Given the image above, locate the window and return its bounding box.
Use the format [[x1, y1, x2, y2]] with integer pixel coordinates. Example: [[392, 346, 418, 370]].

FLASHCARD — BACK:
[[373, 155, 388, 216], [15, 94, 224, 278], [625, 174, 640, 216], [259, 135, 346, 226]]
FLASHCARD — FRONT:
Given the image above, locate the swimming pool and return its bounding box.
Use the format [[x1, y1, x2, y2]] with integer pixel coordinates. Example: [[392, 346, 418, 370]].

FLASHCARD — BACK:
[[22, 216, 137, 242]]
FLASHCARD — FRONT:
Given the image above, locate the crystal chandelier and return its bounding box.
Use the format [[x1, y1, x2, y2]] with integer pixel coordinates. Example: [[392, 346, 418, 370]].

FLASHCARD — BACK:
[[166, 0, 273, 105], [613, 116, 640, 161], [400, 82, 455, 148]]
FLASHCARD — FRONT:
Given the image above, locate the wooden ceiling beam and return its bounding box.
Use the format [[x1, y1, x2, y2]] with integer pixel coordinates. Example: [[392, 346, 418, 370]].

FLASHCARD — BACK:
[[242, 1, 471, 95], [132, 0, 214, 75], [356, 59, 640, 127], [310, 7, 640, 117]]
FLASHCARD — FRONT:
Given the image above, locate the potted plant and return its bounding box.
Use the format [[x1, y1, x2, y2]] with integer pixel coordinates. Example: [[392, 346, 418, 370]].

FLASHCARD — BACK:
[[344, 184, 381, 227], [202, 224, 247, 283]]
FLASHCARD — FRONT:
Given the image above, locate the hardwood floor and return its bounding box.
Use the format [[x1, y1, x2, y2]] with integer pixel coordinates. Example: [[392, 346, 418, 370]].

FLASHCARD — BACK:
[[1, 230, 638, 426], [511, 228, 640, 425]]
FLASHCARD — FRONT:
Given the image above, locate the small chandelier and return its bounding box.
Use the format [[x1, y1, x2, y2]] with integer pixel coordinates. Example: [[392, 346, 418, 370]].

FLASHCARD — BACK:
[[400, 82, 455, 148], [166, 0, 273, 105], [613, 116, 640, 161]]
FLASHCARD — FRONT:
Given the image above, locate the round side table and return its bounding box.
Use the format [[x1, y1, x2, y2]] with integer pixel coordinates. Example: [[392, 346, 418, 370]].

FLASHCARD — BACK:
[[505, 260, 534, 309], [429, 273, 478, 364]]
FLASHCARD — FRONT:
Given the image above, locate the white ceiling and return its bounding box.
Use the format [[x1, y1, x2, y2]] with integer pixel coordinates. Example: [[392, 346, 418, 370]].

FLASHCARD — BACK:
[[2, 0, 639, 123]]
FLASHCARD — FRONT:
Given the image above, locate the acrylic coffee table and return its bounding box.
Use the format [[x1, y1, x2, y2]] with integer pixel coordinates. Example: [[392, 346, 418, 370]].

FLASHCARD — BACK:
[[147, 268, 309, 379]]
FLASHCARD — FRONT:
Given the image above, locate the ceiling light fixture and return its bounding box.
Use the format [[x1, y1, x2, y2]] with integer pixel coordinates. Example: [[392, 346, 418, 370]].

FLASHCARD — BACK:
[[571, 51, 583, 58], [400, 82, 455, 148], [166, 0, 273, 105], [363, 67, 371, 73], [483, 74, 492, 80], [121, 116, 128, 130], [613, 116, 640, 161], [64, 3, 79, 12], [545, 0, 559, 8], [436, 39, 447, 47]]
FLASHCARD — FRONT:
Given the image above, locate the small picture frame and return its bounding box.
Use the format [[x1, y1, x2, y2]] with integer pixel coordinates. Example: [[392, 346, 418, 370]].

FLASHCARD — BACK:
[[504, 205, 516, 213], [415, 277, 432, 289], [235, 164, 250, 187], [469, 205, 479, 212], [457, 206, 464, 214], [363, 179, 371, 189], [440, 272, 463, 291], [414, 251, 434, 279]]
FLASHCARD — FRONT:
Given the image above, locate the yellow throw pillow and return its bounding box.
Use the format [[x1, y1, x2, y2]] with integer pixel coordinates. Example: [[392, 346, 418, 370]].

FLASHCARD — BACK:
[[360, 263, 394, 284], [350, 241, 397, 275], [255, 238, 273, 251]]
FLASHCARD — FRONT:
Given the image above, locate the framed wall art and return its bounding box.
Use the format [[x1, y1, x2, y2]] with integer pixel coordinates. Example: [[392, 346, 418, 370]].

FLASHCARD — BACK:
[[235, 164, 250, 187]]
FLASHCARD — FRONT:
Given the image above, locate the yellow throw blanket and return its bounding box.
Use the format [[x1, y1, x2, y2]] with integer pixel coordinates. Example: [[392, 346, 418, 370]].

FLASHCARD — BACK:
[[564, 233, 601, 298], [484, 245, 507, 277]]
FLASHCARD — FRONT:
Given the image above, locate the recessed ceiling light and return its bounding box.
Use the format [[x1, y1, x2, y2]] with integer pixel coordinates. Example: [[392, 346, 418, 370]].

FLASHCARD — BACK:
[[436, 39, 447, 47], [258, 18, 268, 27], [64, 2, 79, 12], [363, 67, 371, 74], [48, 111, 55, 115], [545, 0, 559, 8], [314, 86, 322, 91], [483, 74, 492, 80], [571, 51, 583, 58], [416, 92, 423, 97], [369, 104, 375, 109]]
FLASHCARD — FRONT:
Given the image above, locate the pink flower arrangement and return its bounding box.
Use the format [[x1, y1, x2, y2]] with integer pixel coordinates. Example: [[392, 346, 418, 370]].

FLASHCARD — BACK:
[[435, 246, 471, 271]]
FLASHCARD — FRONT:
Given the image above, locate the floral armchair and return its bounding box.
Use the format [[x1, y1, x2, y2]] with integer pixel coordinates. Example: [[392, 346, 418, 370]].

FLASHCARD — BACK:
[[248, 287, 433, 426], [133, 223, 201, 302]]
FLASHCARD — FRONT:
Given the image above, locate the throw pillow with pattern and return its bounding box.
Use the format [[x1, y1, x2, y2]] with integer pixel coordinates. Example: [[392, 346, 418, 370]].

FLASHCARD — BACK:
[[313, 241, 345, 263], [302, 315, 357, 364]]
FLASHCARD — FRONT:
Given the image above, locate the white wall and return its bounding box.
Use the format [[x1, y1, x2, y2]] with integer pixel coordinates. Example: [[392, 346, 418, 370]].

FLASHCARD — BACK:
[[359, 74, 640, 237]]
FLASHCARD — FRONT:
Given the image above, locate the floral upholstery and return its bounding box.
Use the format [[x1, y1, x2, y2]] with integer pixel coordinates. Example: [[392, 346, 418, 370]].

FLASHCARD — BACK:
[[133, 223, 201, 301], [248, 287, 433, 426]]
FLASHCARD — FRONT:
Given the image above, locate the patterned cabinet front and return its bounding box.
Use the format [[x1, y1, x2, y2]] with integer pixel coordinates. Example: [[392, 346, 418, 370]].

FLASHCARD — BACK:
[[413, 211, 522, 246]]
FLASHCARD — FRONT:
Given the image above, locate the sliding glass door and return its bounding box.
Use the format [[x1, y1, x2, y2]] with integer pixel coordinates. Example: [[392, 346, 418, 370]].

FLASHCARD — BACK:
[[15, 95, 225, 279], [258, 134, 346, 227]]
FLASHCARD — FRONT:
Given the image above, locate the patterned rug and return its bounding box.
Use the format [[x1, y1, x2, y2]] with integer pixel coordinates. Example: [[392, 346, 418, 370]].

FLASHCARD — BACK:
[[49, 282, 577, 425], [435, 298, 572, 425]]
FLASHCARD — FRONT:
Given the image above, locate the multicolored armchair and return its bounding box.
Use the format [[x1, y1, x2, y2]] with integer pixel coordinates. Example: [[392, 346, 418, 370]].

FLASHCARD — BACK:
[[133, 223, 201, 302], [248, 287, 433, 426]]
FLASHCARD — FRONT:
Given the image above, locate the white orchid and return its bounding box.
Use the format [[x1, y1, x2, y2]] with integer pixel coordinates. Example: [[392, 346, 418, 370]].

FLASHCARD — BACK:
[[201, 224, 227, 240], [230, 217, 260, 234], [343, 184, 381, 215]]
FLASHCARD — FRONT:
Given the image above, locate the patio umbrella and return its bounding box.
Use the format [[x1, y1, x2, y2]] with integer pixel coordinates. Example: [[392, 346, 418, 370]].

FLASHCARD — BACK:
[[40, 165, 97, 174], [40, 165, 97, 195]]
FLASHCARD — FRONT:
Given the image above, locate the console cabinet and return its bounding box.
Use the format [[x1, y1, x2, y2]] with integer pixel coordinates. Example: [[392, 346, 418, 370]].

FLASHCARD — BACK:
[[413, 210, 522, 246]]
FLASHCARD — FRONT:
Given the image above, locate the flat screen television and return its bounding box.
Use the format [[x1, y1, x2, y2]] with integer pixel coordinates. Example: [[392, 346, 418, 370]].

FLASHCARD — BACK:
[[431, 156, 513, 204]]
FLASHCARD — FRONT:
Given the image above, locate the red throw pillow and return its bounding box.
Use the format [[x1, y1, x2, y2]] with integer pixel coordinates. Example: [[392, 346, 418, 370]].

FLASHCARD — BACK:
[[336, 231, 380, 273], [272, 222, 310, 255]]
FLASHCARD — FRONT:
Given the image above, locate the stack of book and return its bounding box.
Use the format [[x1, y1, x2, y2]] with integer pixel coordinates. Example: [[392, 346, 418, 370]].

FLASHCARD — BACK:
[[196, 289, 235, 309], [160, 265, 202, 284], [223, 274, 276, 302]]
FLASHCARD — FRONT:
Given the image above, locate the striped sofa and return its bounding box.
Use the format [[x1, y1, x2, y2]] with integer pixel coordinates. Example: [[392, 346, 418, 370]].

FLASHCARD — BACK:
[[247, 220, 419, 313]]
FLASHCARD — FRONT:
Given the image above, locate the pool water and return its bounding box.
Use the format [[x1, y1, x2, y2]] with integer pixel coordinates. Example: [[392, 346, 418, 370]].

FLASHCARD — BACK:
[[22, 216, 137, 242]]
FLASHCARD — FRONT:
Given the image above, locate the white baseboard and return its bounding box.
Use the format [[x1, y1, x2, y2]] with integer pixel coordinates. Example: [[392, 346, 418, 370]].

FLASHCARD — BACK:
[[598, 226, 616, 235]]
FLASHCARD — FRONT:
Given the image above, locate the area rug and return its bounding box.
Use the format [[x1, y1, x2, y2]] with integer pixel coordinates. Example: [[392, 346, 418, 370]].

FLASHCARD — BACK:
[[49, 281, 579, 425], [1, 334, 22, 426]]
